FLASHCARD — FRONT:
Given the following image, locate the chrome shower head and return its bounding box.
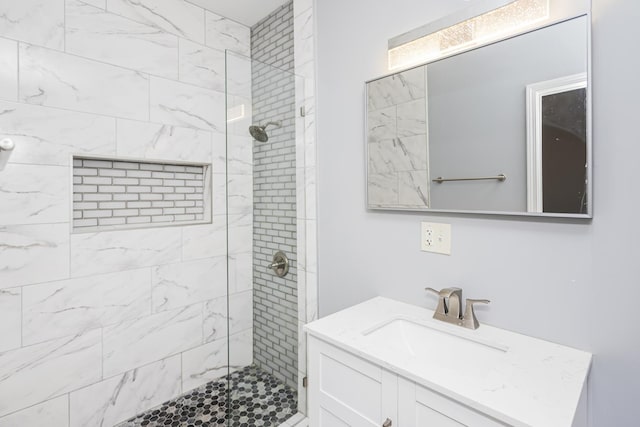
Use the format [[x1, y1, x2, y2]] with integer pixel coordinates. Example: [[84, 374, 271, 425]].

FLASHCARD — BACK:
[[249, 121, 281, 142]]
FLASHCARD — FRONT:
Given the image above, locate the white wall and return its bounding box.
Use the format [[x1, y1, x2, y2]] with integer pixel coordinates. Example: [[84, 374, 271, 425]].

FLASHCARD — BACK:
[[0, 0, 253, 425], [315, 0, 640, 425]]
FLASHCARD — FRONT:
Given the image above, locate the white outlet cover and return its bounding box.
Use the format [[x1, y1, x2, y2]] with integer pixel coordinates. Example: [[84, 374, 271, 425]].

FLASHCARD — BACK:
[[421, 222, 452, 255]]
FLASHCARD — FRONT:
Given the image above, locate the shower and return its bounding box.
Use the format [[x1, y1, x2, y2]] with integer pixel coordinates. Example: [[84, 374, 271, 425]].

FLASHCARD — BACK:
[[249, 120, 282, 142]]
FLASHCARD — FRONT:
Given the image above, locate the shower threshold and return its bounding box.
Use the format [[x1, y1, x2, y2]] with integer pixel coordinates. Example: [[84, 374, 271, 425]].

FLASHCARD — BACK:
[[116, 365, 297, 427]]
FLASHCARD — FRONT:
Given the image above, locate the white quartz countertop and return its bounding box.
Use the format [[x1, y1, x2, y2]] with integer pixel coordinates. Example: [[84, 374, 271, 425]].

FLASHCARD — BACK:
[[304, 297, 592, 427]]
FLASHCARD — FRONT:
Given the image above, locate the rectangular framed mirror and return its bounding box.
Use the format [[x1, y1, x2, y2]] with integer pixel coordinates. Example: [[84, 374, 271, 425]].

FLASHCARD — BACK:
[[365, 14, 591, 218]]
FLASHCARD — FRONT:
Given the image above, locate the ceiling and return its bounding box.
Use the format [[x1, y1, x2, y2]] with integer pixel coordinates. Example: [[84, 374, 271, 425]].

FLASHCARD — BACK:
[[187, 0, 292, 27]]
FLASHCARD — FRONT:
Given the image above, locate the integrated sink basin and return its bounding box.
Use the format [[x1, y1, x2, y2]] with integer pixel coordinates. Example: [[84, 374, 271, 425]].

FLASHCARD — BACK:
[[363, 317, 508, 361]]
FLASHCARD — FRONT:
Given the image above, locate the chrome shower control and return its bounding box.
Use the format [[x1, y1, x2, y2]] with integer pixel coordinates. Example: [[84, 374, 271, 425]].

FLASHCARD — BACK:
[[268, 251, 290, 278]]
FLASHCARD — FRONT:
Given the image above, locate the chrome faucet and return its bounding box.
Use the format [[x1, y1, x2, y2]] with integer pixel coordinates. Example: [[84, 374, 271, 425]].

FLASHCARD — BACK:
[[425, 287, 490, 330]]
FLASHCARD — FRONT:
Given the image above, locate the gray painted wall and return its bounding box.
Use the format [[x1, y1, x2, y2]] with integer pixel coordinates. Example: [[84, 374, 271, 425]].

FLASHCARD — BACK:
[[316, 0, 640, 425]]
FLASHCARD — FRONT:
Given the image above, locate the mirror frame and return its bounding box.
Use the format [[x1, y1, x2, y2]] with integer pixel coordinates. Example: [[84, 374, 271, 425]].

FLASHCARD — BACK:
[[365, 13, 592, 219]]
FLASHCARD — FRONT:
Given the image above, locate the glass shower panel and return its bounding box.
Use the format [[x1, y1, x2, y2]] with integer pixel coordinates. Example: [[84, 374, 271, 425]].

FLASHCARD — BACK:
[[225, 51, 304, 426]]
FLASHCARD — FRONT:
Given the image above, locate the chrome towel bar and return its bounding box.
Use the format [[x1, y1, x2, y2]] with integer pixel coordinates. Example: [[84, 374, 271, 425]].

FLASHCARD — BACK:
[[432, 173, 506, 184]]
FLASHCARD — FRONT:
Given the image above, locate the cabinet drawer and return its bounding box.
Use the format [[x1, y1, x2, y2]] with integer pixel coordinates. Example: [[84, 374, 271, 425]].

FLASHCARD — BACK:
[[399, 378, 509, 427]]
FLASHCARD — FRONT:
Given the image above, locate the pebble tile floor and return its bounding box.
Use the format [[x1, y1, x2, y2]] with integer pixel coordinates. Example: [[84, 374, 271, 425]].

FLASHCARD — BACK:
[[117, 365, 297, 427]]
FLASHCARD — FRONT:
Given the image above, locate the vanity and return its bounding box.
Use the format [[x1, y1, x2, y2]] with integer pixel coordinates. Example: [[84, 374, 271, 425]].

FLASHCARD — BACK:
[[305, 297, 591, 426]]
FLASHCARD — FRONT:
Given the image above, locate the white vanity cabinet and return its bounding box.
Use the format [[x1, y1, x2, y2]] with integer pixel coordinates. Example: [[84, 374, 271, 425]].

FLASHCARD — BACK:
[[309, 336, 507, 427], [305, 297, 592, 427]]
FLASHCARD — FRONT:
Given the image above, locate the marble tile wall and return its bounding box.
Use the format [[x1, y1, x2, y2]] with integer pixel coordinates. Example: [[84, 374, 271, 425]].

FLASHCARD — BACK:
[[366, 66, 430, 209], [0, 1, 253, 425]]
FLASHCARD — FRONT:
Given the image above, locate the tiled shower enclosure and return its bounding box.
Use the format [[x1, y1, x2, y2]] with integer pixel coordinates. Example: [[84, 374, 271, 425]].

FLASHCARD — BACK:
[[0, 0, 318, 425]]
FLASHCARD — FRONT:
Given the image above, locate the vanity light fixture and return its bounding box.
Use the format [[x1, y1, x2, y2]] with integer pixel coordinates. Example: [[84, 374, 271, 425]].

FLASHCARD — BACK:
[[388, 0, 550, 70]]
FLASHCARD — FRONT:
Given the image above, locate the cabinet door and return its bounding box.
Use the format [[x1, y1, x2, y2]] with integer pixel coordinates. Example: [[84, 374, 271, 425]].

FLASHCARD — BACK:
[[398, 378, 509, 427], [308, 337, 397, 427]]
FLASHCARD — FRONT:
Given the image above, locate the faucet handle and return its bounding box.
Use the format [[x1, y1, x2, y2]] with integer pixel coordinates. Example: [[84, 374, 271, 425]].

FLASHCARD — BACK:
[[463, 298, 490, 330], [425, 287, 463, 320], [425, 287, 447, 318]]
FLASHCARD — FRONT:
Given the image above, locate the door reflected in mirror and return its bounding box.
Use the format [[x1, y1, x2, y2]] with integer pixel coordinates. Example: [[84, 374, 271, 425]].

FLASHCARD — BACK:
[[365, 14, 591, 218]]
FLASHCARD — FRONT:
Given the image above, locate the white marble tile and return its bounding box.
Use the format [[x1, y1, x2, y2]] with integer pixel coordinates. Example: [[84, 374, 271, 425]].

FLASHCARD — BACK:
[[70, 227, 182, 277], [205, 11, 250, 57], [182, 216, 226, 261], [0, 163, 69, 225], [228, 213, 252, 255], [0, 330, 102, 417], [150, 77, 225, 132], [229, 328, 252, 371], [103, 304, 202, 377], [178, 38, 224, 92], [0, 288, 21, 353], [151, 257, 226, 312], [0, 0, 64, 49], [203, 295, 227, 343], [294, 8, 314, 63], [369, 135, 428, 174], [227, 174, 253, 214], [107, 0, 205, 43], [367, 105, 396, 143], [211, 131, 226, 176], [225, 51, 252, 98], [0, 396, 68, 427], [367, 67, 426, 111], [0, 100, 116, 166], [398, 171, 429, 207], [304, 166, 317, 220], [397, 98, 427, 137], [226, 94, 253, 138], [228, 252, 252, 294], [181, 337, 227, 391], [211, 173, 227, 216], [226, 135, 253, 175], [229, 290, 252, 335], [0, 38, 17, 101], [22, 269, 151, 346], [117, 119, 213, 163], [80, 0, 105, 9], [293, 0, 312, 17], [181, 328, 252, 392], [0, 223, 69, 289], [304, 219, 317, 274], [69, 355, 181, 427], [367, 173, 398, 206], [67, 0, 179, 79], [305, 271, 318, 323], [20, 44, 149, 120]]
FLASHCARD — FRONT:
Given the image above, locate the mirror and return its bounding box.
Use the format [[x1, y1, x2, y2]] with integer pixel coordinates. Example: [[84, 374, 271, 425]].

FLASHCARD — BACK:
[[366, 15, 591, 217]]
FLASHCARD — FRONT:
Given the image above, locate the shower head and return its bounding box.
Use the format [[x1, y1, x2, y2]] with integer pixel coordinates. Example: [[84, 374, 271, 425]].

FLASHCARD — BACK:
[[249, 121, 281, 142]]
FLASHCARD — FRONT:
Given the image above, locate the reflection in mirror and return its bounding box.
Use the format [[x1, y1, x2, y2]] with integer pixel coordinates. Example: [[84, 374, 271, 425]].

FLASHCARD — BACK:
[[365, 15, 591, 218], [367, 67, 429, 209]]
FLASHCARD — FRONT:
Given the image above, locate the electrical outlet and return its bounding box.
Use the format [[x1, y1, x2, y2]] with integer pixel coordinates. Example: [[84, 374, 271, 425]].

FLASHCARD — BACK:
[[421, 222, 452, 255]]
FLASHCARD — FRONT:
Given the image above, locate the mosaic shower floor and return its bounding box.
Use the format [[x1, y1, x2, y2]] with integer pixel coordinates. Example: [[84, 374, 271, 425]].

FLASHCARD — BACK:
[[117, 365, 298, 427]]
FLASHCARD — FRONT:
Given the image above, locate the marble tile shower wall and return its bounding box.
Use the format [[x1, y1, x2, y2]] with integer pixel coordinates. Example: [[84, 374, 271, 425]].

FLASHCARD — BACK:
[[0, 0, 253, 425]]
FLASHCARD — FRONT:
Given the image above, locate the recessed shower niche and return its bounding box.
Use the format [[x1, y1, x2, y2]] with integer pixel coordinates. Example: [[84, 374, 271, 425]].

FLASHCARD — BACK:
[[72, 156, 212, 232]]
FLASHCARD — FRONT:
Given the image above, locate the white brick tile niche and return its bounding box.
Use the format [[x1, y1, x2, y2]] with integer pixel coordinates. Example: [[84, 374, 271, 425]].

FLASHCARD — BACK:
[[73, 157, 211, 232]]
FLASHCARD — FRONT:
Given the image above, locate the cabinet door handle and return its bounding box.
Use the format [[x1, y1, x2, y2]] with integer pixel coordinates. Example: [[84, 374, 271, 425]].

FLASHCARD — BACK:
[[382, 419, 392, 427]]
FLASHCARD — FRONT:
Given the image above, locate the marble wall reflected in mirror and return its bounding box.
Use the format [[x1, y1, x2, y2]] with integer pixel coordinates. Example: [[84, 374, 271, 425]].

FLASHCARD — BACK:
[[365, 14, 591, 218]]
